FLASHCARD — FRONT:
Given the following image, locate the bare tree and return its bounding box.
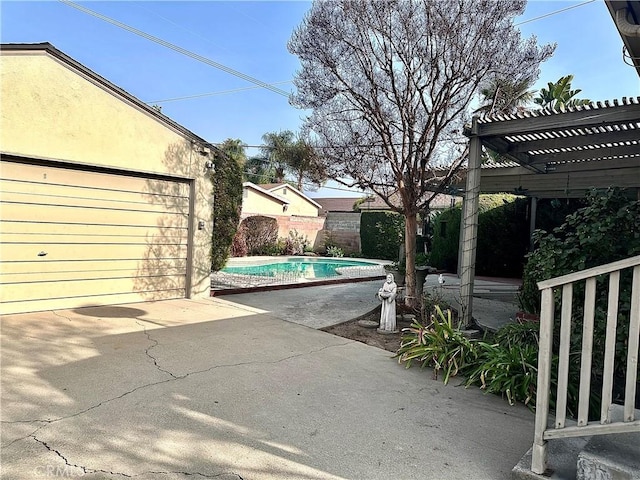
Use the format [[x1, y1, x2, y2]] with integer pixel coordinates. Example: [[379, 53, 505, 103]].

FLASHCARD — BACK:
[[289, 0, 554, 306]]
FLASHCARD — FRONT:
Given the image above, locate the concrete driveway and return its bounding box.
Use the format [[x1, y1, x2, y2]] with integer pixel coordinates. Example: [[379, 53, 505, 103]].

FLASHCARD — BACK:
[[1, 296, 534, 479]]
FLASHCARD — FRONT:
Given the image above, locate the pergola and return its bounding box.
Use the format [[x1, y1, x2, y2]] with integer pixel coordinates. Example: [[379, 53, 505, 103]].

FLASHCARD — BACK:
[[455, 0, 640, 327], [458, 97, 640, 326]]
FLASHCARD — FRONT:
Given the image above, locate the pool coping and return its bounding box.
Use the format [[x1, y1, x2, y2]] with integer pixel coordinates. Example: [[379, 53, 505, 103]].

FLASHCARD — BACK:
[[210, 274, 386, 296], [211, 256, 390, 296]]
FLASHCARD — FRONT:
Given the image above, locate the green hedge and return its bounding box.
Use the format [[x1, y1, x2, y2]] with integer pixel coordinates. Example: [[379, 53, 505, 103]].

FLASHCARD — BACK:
[[430, 206, 461, 272], [360, 211, 405, 260], [430, 194, 529, 277]]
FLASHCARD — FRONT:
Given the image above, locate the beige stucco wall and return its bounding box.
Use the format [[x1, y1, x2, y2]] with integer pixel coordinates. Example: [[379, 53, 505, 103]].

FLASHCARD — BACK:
[[241, 188, 287, 217], [0, 49, 212, 299], [269, 185, 319, 217]]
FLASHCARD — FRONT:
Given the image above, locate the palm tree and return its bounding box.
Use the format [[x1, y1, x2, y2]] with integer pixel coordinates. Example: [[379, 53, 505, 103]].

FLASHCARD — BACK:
[[260, 130, 325, 190], [534, 75, 591, 111], [475, 76, 536, 116]]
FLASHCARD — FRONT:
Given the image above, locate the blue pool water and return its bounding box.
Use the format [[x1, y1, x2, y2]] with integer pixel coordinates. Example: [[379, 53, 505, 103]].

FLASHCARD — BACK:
[[222, 258, 375, 279]]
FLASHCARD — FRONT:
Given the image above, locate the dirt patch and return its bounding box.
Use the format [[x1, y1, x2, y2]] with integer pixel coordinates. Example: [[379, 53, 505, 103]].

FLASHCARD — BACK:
[[321, 304, 420, 353]]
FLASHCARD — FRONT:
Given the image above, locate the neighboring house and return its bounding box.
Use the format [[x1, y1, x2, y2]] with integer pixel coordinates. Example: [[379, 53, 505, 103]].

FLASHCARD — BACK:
[[241, 182, 291, 217], [256, 183, 321, 217], [240, 182, 324, 245], [315, 193, 456, 216], [0, 43, 214, 315], [357, 192, 457, 213], [313, 197, 360, 216]]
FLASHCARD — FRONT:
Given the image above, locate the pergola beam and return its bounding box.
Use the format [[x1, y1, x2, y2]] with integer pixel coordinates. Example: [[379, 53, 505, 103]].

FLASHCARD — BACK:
[[482, 137, 545, 173], [507, 128, 640, 153], [529, 144, 640, 165], [476, 103, 640, 137]]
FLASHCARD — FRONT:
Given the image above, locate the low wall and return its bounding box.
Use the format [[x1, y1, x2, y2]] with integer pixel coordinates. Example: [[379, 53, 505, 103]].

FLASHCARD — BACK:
[[240, 213, 326, 247], [239, 212, 362, 254], [279, 216, 326, 246], [318, 212, 361, 253]]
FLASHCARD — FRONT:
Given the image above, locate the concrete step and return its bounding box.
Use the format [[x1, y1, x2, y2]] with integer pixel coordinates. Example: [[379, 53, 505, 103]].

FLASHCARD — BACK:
[[513, 406, 640, 480], [577, 405, 640, 480], [512, 437, 589, 480], [577, 431, 640, 479]]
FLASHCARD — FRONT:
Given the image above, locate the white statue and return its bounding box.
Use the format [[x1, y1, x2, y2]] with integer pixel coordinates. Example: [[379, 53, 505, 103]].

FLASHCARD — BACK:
[[377, 273, 398, 332]]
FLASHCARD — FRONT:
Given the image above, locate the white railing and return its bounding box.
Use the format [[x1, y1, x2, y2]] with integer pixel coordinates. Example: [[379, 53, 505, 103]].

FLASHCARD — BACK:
[[531, 255, 640, 474]]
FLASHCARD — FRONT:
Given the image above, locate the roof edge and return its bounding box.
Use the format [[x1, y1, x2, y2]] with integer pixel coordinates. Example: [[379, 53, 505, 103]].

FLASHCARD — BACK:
[[243, 182, 291, 204], [267, 183, 322, 209]]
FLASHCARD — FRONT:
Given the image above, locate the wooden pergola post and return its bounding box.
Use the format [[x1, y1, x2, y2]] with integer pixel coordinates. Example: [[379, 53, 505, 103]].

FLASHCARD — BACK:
[[459, 117, 482, 329]]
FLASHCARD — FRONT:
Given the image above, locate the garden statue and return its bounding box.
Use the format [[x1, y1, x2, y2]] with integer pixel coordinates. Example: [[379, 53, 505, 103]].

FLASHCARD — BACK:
[[377, 273, 398, 333]]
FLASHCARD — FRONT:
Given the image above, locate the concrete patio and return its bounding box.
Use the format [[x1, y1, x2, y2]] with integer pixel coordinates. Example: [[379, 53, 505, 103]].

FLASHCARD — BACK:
[[1, 293, 534, 479]]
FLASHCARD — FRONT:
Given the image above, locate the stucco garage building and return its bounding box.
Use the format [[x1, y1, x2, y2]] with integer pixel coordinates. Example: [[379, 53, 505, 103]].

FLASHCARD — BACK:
[[0, 43, 214, 315]]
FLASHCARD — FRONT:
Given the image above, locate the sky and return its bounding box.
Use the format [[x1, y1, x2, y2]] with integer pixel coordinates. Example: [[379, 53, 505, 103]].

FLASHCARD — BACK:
[[1, 0, 639, 198]]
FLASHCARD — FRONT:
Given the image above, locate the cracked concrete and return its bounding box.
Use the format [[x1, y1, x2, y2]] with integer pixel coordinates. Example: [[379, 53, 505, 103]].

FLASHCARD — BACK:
[[2, 296, 536, 479]]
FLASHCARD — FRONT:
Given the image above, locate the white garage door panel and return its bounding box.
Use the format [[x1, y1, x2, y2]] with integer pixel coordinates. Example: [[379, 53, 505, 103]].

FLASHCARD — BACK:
[[2, 176, 189, 204], [0, 159, 192, 315], [1, 161, 189, 197], [1, 258, 188, 275], [2, 203, 189, 227], [1, 189, 190, 214], [2, 243, 189, 262], [4, 265, 188, 283], [2, 232, 189, 245], [1, 276, 186, 302], [1, 221, 188, 238]]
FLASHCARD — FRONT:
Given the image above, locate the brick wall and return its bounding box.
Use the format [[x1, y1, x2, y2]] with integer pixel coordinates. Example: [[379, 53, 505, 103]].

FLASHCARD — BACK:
[[239, 212, 362, 254], [240, 213, 326, 247]]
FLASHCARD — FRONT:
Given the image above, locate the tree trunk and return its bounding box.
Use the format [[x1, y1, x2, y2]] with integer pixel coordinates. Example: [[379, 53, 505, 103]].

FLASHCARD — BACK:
[[404, 212, 418, 308]]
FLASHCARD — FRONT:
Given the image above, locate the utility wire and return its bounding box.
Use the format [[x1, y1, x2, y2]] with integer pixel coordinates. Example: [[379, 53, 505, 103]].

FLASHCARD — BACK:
[[58, 0, 291, 97], [148, 81, 292, 104], [515, 0, 595, 26]]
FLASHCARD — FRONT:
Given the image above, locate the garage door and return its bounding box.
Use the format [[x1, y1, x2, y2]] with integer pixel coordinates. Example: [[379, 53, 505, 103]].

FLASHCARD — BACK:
[[0, 159, 191, 315]]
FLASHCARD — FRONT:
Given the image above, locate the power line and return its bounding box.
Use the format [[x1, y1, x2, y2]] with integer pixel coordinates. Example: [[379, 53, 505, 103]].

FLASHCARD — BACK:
[[58, 0, 291, 97], [515, 0, 596, 27], [148, 81, 292, 104]]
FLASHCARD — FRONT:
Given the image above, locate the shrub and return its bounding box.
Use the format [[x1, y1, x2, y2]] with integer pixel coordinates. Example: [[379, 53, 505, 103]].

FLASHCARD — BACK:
[[415, 252, 430, 267], [395, 306, 475, 385], [518, 187, 640, 417], [465, 321, 540, 407], [230, 225, 248, 257], [396, 312, 582, 414], [360, 211, 405, 260], [519, 187, 640, 314], [282, 229, 310, 255], [240, 216, 278, 255], [429, 207, 461, 272], [326, 245, 344, 257], [465, 341, 539, 407]]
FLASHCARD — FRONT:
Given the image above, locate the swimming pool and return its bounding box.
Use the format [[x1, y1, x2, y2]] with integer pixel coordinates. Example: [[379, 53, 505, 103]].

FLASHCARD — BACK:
[[222, 257, 377, 279]]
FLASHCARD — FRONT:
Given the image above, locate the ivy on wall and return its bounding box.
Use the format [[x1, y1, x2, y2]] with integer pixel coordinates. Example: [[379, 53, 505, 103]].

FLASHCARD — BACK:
[[210, 150, 243, 272]]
